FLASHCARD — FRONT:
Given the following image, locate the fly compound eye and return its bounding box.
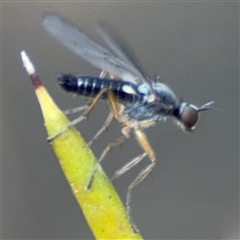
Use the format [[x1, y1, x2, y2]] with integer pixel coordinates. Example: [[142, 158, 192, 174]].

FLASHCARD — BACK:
[[180, 105, 199, 130]]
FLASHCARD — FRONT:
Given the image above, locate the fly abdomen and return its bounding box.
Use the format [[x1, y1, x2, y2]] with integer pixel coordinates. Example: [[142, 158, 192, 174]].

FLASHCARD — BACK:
[[58, 74, 141, 104]]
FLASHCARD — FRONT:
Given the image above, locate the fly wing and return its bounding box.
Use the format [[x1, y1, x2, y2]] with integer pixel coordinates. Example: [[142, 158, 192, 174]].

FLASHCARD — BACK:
[[96, 24, 151, 86], [42, 14, 146, 85]]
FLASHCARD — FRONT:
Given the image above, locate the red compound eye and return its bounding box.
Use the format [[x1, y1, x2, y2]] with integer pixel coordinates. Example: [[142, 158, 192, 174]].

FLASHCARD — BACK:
[[180, 105, 199, 130]]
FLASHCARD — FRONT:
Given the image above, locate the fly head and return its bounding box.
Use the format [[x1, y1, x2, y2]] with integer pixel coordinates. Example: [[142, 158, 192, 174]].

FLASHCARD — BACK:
[[174, 101, 215, 132]]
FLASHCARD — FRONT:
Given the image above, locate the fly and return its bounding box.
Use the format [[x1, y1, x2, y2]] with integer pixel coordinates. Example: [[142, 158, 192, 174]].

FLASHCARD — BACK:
[[42, 14, 214, 231]]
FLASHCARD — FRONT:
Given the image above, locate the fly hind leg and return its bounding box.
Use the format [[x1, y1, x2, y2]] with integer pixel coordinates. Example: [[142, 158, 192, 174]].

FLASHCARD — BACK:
[[47, 71, 108, 142], [88, 112, 113, 146], [87, 73, 120, 147], [47, 88, 107, 142], [87, 135, 127, 189], [63, 105, 89, 114], [63, 70, 108, 115]]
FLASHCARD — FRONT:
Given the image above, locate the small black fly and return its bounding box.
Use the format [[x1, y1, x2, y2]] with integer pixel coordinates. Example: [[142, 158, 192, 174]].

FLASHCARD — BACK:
[[42, 14, 214, 231]]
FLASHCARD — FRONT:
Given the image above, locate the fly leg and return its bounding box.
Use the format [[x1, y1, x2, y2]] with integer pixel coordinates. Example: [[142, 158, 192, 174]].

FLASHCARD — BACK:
[[126, 156, 156, 233], [63, 71, 107, 115], [87, 90, 127, 188], [86, 83, 120, 147], [47, 71, 108, 142], [87, 90, 122, 146], [86, 72, 120, 146], [107, 90, 121, 120], [86, 90, 119, 146], [63, 105, 88, 114], [66, 71, 114, 146], [47, 88, 107, 142], [111, 152, 147, 182], [69, 88, 107, 126], [68, 70, 108, 123], [87, 135, 127, 189], [87, 112, 113, 146], [113, 128, 156, 233]]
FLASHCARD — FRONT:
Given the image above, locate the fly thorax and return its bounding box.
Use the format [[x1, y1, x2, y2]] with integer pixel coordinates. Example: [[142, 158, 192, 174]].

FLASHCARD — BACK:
[[152, 83, 177, 102], [137, 83, 153, 102], [151, 82, 178, 113]]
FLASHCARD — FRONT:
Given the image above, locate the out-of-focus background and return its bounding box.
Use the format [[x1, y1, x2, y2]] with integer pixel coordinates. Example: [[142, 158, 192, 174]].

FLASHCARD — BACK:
[[2, 2, 239, 239]]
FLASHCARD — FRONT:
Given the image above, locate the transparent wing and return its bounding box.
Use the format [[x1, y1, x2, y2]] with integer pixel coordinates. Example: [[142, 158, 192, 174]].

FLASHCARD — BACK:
[[96, 24, 151, 86], [42, 14, 150, 86]]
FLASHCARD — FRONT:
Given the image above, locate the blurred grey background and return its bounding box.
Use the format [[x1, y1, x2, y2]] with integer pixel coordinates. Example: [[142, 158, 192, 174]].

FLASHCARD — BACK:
[[2, 2, 239, 239]]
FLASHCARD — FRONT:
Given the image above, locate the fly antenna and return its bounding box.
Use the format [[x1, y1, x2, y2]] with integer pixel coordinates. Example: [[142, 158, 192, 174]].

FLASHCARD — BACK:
[[198, 100, 215, 112], [198, 97, 226, 112]]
